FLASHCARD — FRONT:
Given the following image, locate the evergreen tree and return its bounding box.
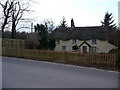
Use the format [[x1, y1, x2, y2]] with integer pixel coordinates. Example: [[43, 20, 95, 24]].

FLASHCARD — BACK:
[[34, 24, 55, 50], [59, 16, 68, 28], [48, 39, 56, 50], [34, 24, 48, 49], [101, 11, 116, 30], [34, 24, 48, 38]]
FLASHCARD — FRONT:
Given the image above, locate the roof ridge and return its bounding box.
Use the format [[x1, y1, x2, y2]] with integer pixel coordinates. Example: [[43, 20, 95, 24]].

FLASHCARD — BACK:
[[52, 26, 107, 40]]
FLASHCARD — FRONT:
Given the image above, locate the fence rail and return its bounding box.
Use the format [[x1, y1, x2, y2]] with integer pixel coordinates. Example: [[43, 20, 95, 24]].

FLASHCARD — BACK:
[[2, 48, 117, 70], [2, 39, 25, 49]]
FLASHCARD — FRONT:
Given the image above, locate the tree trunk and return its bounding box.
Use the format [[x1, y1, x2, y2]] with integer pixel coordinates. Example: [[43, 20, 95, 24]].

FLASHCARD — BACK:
[[11, 21, 16, 39], [1, 17, 8, 38]]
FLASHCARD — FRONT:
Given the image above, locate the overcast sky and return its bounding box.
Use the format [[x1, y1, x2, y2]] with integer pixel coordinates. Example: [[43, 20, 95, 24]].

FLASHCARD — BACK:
[[0, 0, 119, 32], [29, 0, 119, 27]]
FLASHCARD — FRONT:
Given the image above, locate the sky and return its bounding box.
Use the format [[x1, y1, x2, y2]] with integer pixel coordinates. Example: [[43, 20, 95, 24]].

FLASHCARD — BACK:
[[28, 0, 119, 28], [0, 0, 119, 32]]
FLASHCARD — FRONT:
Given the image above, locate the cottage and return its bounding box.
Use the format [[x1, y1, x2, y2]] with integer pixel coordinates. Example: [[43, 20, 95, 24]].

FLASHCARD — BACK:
[[51, 20, 117, 53]]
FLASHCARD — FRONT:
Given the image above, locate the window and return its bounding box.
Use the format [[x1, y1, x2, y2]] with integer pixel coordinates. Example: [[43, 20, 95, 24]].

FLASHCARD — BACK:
[[72, 39, 76, 44], [92, 39, 97, 44], [62, 46, 66, 51], [56, 39, 60, 44], [91, 47, 97, 53]]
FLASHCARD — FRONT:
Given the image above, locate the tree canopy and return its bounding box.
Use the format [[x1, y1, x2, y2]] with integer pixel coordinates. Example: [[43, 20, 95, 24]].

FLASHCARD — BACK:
[[100, 12, 120, 51], [34, 24, 48, 38], [59, 16, 68, 28], [34, 24, 55, 50], [101, 11, 116, 30], [0, 0, 31, 38], [44, 19, 55, 33]]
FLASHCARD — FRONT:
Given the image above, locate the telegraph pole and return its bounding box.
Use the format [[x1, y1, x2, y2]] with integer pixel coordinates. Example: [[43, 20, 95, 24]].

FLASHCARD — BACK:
[[31, 22, 33, 33]]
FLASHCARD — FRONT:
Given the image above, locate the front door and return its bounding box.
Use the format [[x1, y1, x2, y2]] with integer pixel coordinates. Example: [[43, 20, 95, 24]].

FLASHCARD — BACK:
[[83, 46, 87, 53]]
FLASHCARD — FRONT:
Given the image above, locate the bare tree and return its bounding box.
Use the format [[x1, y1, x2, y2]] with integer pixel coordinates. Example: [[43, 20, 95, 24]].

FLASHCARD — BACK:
[[0, 0, 14, 37], [44, 19, 55, 33], [0, 0, 32, 38], [11, 0, 30, 38]]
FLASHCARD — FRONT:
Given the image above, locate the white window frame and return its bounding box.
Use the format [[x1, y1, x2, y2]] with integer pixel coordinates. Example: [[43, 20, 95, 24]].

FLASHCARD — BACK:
[[91, 46, 97, 53], [62, 46, 66, 51], [72, 39, 76, 44]]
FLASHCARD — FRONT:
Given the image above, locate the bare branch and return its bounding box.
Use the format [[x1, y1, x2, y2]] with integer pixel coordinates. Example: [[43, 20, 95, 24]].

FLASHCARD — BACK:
[[1, 0, 32, 38], [17, 27, 31, 31]]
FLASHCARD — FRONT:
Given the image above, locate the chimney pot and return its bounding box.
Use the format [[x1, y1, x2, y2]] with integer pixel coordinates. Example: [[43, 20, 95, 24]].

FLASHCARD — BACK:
[[71, 18, 75, 27]]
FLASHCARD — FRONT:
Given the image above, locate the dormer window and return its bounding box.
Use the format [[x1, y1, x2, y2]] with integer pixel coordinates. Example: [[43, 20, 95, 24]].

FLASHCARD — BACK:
[[92, 39, 97, 44], [72, 39, 76, 44], [56, 39, 60, 44]]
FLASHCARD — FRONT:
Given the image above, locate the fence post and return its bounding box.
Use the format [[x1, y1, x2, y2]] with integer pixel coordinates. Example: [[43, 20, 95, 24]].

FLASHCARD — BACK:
[[65, 52, 68, 63], [53, 50, 55, 61], [113, 53, 116, 69]]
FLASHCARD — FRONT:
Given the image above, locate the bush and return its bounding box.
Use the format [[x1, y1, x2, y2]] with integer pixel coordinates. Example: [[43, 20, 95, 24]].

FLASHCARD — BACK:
[[25, 33, 39, 49], [109, 48, 119, 53], [116, 50, 120, 67]]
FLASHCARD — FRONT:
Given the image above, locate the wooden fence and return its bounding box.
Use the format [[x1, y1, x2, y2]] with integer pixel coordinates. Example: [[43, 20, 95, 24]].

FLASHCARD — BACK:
[[2, 48, 117, 70], [2, 39, 25, 49]]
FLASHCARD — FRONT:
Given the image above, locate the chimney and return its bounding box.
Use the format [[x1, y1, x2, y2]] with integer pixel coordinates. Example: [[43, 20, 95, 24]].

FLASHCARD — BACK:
[[71, 18, 75, 27]]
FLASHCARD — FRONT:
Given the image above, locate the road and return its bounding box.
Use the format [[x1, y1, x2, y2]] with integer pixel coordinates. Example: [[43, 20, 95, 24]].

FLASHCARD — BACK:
[[2, 57, 118, 88]]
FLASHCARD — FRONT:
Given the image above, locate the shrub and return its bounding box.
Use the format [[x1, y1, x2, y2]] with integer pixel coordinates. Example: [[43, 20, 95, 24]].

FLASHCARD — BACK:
[[116, 50, 120, 67], [25, 33, 39, 49], [109, 48, 119, 53]]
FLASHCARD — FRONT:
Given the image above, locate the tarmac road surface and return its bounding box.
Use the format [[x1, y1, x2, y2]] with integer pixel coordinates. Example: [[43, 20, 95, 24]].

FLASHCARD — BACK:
[[2, 57, 119, 88]]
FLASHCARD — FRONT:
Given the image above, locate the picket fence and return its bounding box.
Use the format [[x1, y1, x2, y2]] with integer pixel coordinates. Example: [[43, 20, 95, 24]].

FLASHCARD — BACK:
[[2, 47, 117, 70]]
